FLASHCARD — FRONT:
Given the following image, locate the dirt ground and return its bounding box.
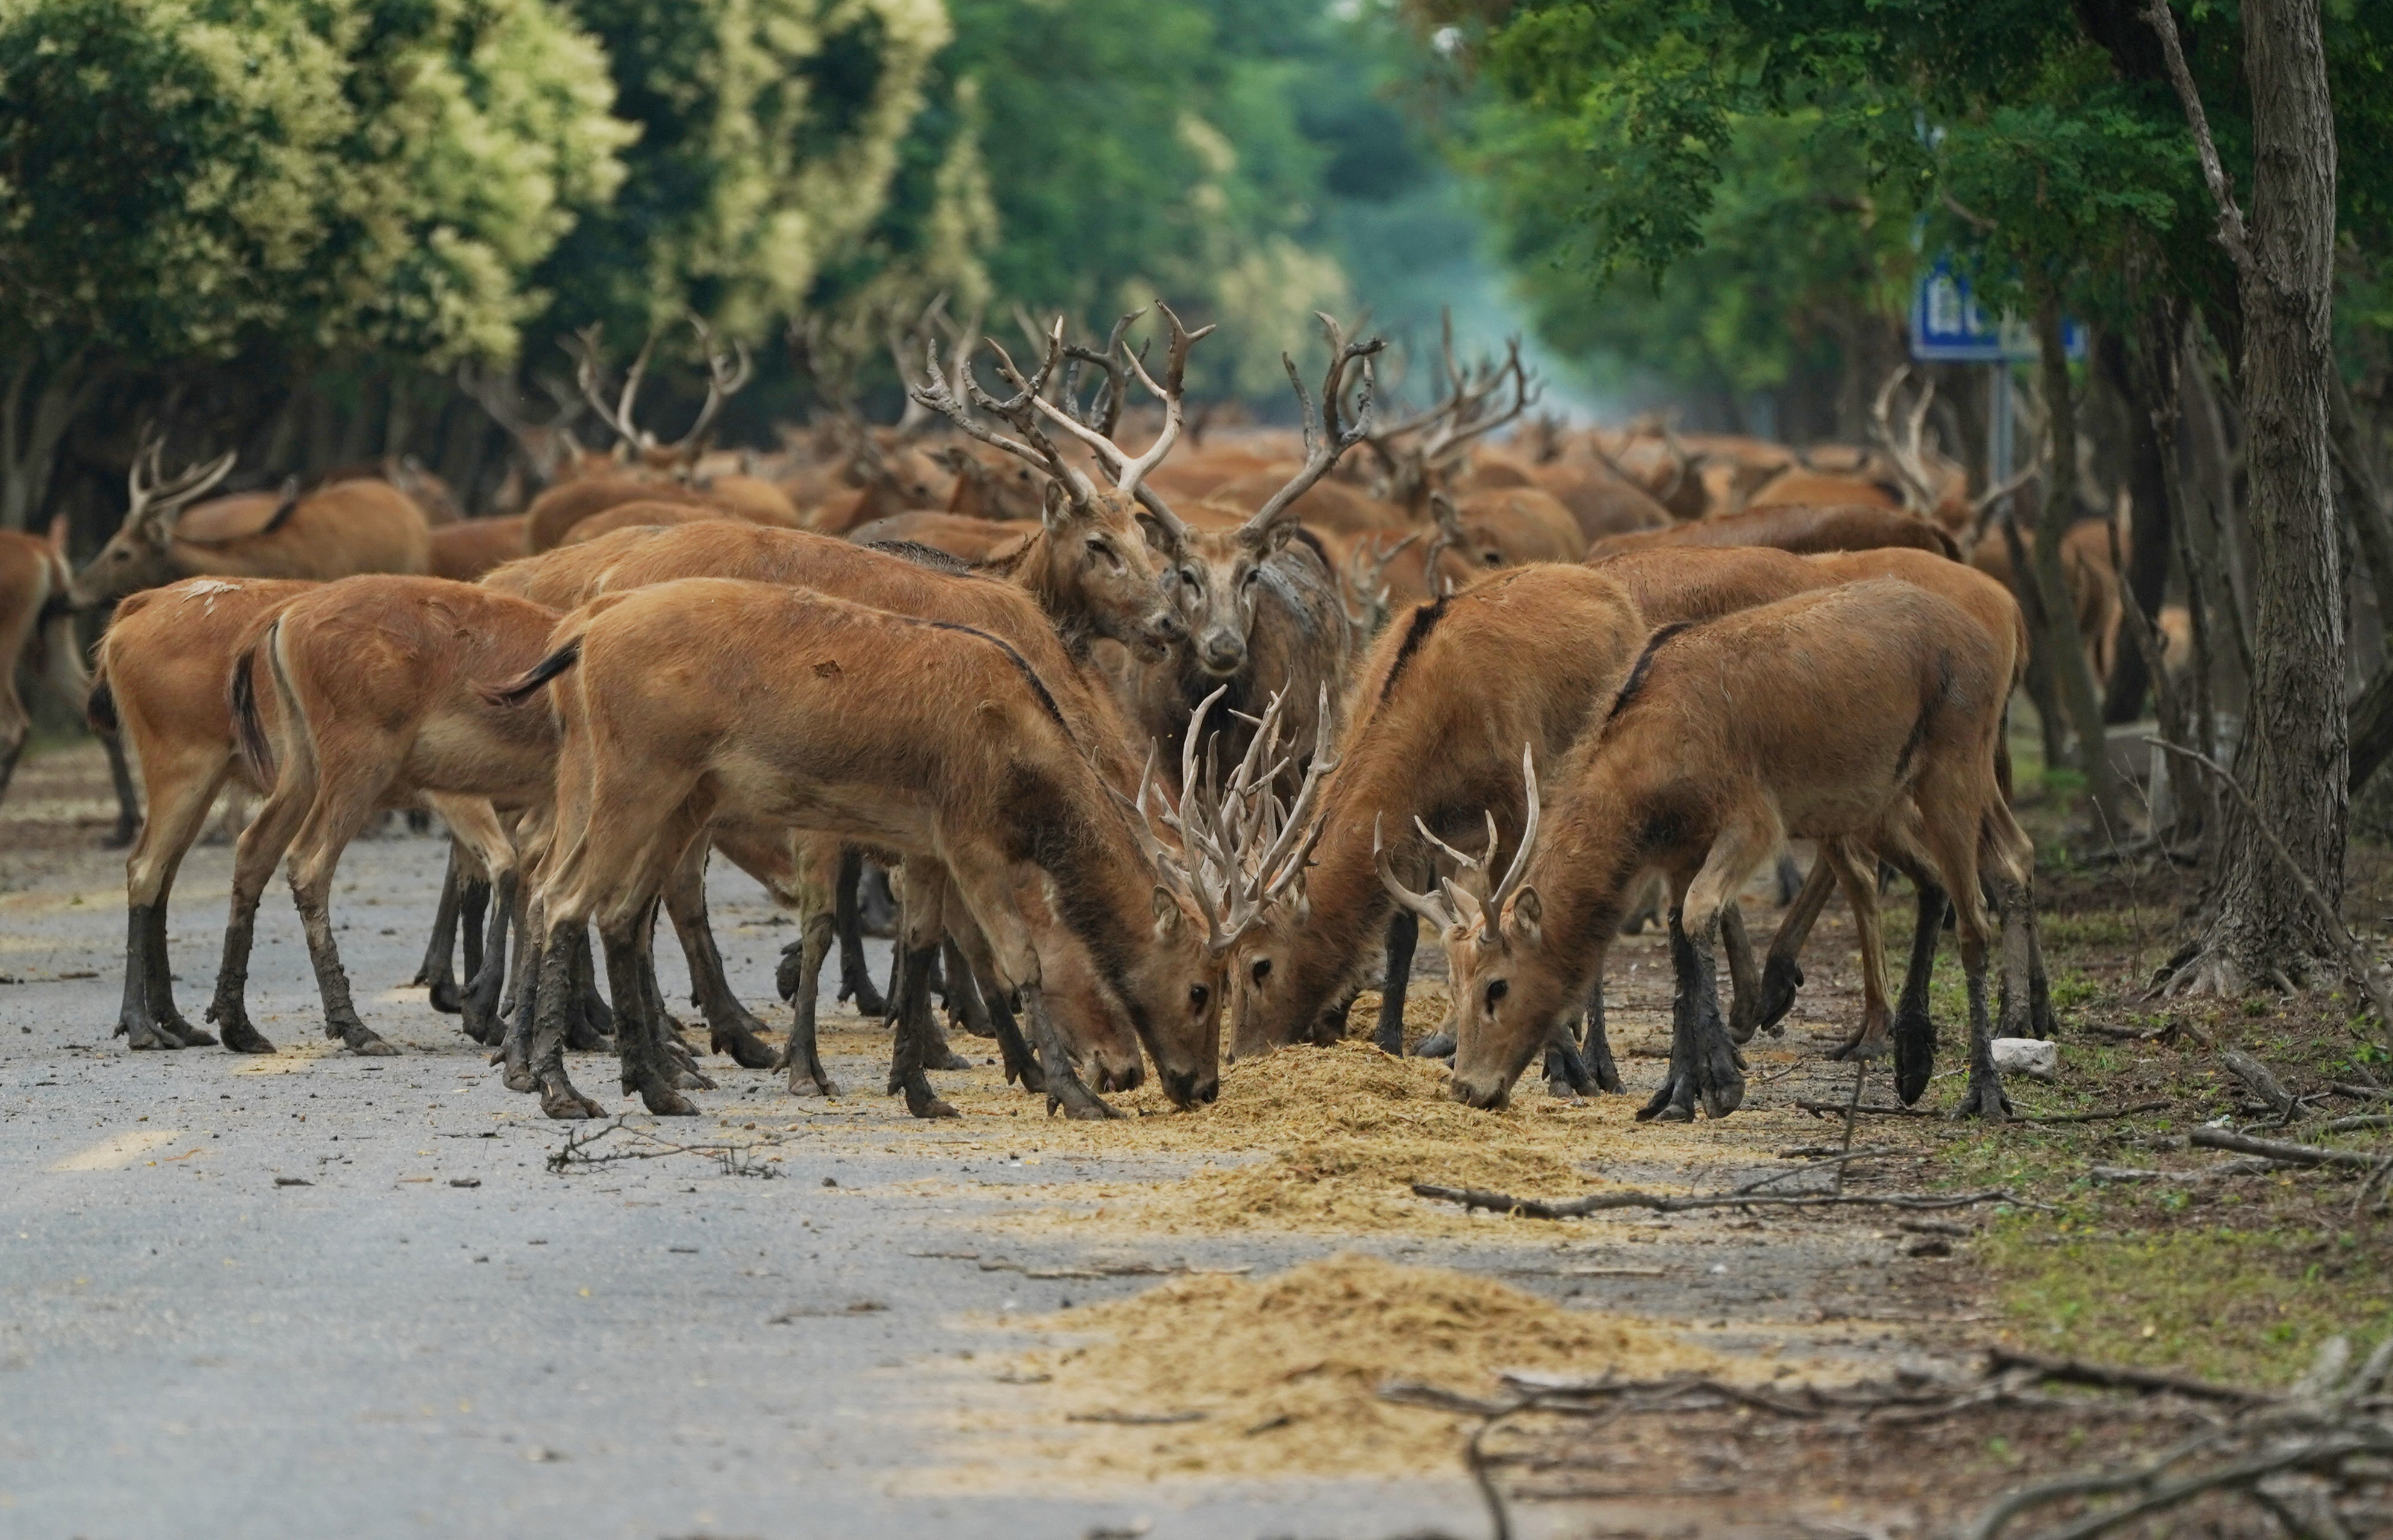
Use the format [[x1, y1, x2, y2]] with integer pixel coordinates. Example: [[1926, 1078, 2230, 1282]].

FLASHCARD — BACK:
[[4, 740, 2391, 1538]]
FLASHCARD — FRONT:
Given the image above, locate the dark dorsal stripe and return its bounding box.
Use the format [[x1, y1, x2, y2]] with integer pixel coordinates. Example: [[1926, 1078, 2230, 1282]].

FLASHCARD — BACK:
[[1605, 620, 1695, 724], [1377, 593, 1451, 706], [920, 618, 1070, 734]]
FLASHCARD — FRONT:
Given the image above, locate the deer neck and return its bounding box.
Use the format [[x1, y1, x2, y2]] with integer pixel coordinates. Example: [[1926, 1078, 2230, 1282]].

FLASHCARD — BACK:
[[985, 531, 1094, 657], [995, 751, 1162, 1028]]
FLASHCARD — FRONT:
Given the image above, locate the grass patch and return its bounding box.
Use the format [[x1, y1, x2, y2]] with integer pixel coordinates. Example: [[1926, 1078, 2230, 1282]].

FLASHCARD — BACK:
[[1982, 1221, 2393, 1386]]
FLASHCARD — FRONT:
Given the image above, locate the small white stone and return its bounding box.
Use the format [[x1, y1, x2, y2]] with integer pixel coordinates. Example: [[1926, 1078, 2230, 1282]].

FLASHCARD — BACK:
[[1991, 1038, 2059, 1080]]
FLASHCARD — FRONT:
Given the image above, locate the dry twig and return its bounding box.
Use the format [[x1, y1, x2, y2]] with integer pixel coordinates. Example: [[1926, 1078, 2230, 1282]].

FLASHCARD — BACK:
[[1410, 1181, 2030, 1220], [546, 1116, 784, 1177]]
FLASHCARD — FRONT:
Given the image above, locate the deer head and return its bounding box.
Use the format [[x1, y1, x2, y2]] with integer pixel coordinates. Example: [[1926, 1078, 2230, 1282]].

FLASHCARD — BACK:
[[1148, 315, 1382, 680], [67, 431, 237, 609]]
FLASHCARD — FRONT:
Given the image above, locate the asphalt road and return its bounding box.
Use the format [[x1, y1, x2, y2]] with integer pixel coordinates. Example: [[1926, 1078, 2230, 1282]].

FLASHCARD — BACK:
[[0, 749, 1951, 1539]]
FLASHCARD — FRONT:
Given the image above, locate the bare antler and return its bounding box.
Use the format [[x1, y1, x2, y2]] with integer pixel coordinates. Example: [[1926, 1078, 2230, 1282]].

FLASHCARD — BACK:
[[1238, 314, 1386, 546], [1422, 490, 1469, 595], [908, 321, 1099, 512], [1375, 813, 1462, 934], [575, 318, 752, 468], [1374, 744, 1540, 939], [125, 428, 236, 530], [1869, 366, 1944, 513]]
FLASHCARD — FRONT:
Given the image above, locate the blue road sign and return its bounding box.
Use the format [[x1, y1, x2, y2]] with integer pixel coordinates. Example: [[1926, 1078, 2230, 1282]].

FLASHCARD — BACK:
[[1910, 259, 2085, 363]]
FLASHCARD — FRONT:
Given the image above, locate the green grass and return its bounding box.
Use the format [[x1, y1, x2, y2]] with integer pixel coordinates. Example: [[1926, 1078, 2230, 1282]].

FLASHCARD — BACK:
[[1982, 1221, 2393, 1386]]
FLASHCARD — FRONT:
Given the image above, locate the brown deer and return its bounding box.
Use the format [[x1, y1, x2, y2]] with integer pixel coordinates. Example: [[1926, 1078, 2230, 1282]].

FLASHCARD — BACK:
[[1385, 580, 2036, 1119], [1593, 545, 2053, 1073], [1223, 564, 1647, 1069], [1584, 501, 1961, 562], [1065, 314, 1377, 795], [491, 580, 1288, 1120], [89, 576, 314, 1050], [69, 437, 433, 611], [213, 577, 566, 1057], [0, 520, 88, 804]]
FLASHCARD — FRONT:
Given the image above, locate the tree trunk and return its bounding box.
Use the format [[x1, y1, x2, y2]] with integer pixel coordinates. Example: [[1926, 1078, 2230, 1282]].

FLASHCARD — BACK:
[[2102, 316, 2179, 723], [2156, 0, 2345, 992], [2030, 295, 2127, 828]]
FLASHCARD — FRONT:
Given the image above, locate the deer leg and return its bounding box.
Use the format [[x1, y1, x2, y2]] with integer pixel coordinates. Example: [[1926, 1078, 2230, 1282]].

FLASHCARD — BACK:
[[1642, 825, 1768, 1122], [833, 847, 886, 1016], [1952, 928, 2012, 1121], [943, 935, 992, 1038], [1019, 983, 1119, 1121], [1374, 910, 1419, 1055], [602, 903, 698, 1116], [414, 844, 466, 1013], [1744, 850, 1836, 1041], [199, 759, 314, 1056], [423, 796, 517, 1046], [115, 756, 225, 1050], [1581, 971, 1622, 1093], [1773, 851, 1803, 907], [286, 804, 398, 1057], [1893, 883, 1949, 1106], [633, 903, 710, 1090], [458, 871, 515, 1046], [565, 927, 612, 1052], [776, 911, 839, 1097], [1719, 899, 1763, 1045], [662, 842, 777, 1069], [1821, 840, 1895, 1063], [946, 910, 1041, 1091], [496, 922, 542, 1094], [459, 872, 489, 998], [884, 944, 959, 1119], [529, 925, 604, 1119], [101, 728, 142, 850], [1542, 1016, 1595, 1098]]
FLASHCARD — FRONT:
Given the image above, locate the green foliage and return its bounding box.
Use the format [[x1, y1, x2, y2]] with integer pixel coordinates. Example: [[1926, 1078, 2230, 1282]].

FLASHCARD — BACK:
[[0, 0, 631, 365]]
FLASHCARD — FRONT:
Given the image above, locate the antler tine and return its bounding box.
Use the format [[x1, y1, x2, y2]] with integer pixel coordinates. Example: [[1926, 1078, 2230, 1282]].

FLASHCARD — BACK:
[[1242, 686, 1340, 908], [1239, 318, 1385, 543], [1061, 308, 1143, 441], [912, 333, 1095, 501], [668, 316, 751, 455], [1374, 813, 1460, 934], [977, 322, 1096, 498], [1413, 815, 1486, 877], [1112, 301, 1215, 497], [1425, 337, 1534, 466], [1489, 743, 1541, 914], [1869, 365, 1941, 513]]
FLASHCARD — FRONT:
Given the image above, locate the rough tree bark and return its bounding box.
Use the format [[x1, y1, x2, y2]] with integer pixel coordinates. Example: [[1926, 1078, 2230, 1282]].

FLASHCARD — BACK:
[[2147, 0, 2345, 994]]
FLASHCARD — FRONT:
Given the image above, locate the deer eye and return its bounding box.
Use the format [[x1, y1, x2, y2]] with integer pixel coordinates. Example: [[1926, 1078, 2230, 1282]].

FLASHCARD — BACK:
[[1189, 983, 1209, 1009], [1250, 957, 1272, 985], [1484, 978, 1509, 1007]]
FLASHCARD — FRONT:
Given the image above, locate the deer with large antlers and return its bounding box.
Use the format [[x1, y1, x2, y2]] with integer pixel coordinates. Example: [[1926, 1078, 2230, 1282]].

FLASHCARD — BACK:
[[1223, 564, 1648, 1067], [1094, 314, 1380, 795], [69, 436, 433, 612], [1389, 579, 2036, 1119], [492, 578, 1298, 1119]]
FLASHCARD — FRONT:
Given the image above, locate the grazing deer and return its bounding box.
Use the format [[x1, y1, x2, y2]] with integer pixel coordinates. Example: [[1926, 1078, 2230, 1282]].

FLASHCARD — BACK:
[[68, 437, 433, 612], [492, 580, 1292, 1120], [1594, 544, 2053, 1073], [0, 521, 88, 805], [1387, 580, 2036, 1119], [1224, 564, 1647, 1069], [89, 576, 314, 1051]]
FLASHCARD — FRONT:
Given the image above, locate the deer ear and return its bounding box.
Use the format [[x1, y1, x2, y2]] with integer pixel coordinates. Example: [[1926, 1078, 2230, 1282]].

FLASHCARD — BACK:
[[1041, 479, 1073, 530], [1503, 885, 1542, 947], [1151, 884, 1182, 937]]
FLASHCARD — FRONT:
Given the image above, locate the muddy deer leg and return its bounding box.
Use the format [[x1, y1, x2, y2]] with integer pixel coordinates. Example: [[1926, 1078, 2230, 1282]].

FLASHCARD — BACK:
[[662, 847, 777, 1069], [1892, 883, 1948, 1106], [459, 875, 488, 989], [1681, 911, 1745, 1118], [496, 922, 542, 1094], [1719, 900, 1762, 1045], [1953, 927, 2011, 1121], [833, 847, 886, 1016], [1375, 910, 1418, 1055], [603, 907, 698, 1116], [414, 844, 465, 1013], [460, 871, 516, 1046], [100, 728, 142, 849], [529, 927, 603, 1118], [1582, 971, 1622, 1093], [564, 927, 612, 1051], [885, 944, 958, 1119], [634, 903, 711, 1091], [1640, 909, 1706, 1123], [201, 766, 314, 1056], [1019, 983, 1118, 1121], [114, 905, 181, 1052], [1748, 850, 1835, 1039], [777, 912, 839, 1097], [1543, 1018, 1595, 1097], [982, 983, 1043, 1093], [288, 848, 396, 1056], [943, 936, 992, 1038], [1995, 872, 2057, 1041]]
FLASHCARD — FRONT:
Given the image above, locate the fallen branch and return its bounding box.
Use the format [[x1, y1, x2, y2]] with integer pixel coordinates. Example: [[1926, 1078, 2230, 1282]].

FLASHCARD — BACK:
[[1794, 1098, 2167, 1125], [1985, 1348, 2263, 1406], [2221, 1048, 2298, 1121], [546, 1116, 784, 1177], [2188, 1125, 2392, 1171], [1410, 1181, 2029, 1220]]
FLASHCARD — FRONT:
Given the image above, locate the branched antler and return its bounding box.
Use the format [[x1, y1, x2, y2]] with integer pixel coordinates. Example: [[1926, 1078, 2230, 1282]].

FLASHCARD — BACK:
[[1239, 314, 1386, 546]]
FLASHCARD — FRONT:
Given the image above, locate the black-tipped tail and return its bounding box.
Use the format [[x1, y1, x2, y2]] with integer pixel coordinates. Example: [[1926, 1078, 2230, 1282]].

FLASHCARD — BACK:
[[86, 675, 117, 734], [231, 646, 275, 787], [481, 638, 581, 707]]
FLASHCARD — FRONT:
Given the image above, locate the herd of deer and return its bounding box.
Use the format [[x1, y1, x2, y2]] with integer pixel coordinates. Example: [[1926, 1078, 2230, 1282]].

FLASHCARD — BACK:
[[0, 302, 2117, 1128]]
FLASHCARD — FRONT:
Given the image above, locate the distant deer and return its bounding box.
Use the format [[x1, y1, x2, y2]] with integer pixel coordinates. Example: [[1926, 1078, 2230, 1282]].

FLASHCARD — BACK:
[[0, 519, 90, 806]]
